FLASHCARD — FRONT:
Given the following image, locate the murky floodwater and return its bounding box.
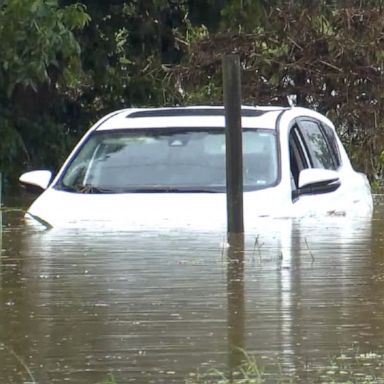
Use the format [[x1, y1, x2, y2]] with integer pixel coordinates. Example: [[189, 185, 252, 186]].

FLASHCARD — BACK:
[[1, 197, 384, 383]]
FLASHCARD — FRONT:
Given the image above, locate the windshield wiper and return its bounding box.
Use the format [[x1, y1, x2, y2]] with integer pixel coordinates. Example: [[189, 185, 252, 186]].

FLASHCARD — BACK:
[[57, 184, 115, 194], [125, 187, 221, 193], [58, 184, 221, 194], [77, 185, 117, 194]]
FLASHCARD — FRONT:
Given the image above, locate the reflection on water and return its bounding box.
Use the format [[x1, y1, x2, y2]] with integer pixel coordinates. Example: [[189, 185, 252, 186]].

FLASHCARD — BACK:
[[0, 200, 383, 383], [226, 233, 245, 377]]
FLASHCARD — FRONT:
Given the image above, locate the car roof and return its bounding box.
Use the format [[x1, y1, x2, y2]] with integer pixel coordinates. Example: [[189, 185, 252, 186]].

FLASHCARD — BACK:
[[94, 106, 289, 131]]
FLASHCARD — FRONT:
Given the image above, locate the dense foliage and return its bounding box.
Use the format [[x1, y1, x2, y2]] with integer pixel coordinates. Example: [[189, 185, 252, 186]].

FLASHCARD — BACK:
[[0, 0, 89, 182], [178, 1, 384, 180], [1, 0, 384, 187]]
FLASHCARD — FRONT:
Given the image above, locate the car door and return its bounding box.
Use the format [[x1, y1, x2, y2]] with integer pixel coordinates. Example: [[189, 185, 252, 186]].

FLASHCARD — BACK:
[[289, 117, 345, 214]]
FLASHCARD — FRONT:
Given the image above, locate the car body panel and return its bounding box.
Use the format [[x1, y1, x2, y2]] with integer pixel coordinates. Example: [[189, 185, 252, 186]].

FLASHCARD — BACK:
[[25, 187, 291, 230]]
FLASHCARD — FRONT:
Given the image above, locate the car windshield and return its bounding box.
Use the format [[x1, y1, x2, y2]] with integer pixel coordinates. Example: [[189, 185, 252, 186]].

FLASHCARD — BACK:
[[57, 128, 278, 193]]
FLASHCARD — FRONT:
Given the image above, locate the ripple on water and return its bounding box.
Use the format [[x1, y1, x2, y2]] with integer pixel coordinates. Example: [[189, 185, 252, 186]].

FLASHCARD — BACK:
[[0, 204, 383, 383]]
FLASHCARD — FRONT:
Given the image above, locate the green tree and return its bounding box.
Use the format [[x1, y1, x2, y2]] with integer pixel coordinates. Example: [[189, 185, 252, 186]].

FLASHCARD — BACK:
[[70, 0, 189, 114], [0, 0, 90, 184], [2, 0, 384, 187], [0, 0, 89, 96]]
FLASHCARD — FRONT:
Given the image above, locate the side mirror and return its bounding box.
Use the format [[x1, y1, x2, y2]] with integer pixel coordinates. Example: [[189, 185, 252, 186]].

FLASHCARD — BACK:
[[295, 168, 341, 197], [19, 170, 52, 193]]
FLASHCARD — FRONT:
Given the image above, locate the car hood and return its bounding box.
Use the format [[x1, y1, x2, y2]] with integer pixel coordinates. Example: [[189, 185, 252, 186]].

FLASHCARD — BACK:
[[25, 187, 289, 230]]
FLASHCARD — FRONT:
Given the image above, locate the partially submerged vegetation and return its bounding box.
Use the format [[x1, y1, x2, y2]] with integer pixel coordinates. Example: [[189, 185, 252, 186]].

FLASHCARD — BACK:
[[185, 351, 384, 384], [94, 350, 384, 384], [2, 1, 384, 189]]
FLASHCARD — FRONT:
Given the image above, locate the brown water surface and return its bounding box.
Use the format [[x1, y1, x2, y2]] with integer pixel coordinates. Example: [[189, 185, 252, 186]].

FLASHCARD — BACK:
[[0, 198, 383, 383]]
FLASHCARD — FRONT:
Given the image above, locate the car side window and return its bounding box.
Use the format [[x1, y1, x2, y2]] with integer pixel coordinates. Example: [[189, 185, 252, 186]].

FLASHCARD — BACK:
[[321, 123, 341, 168], [297, 120, 337, 170], [289, 126, 309, 189]]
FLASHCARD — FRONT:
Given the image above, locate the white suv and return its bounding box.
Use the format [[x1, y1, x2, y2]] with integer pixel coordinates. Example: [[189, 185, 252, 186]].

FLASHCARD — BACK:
[[19, 106, 373, 228]]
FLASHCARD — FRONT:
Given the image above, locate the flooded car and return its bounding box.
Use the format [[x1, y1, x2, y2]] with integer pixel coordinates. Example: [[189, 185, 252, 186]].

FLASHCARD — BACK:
[[19, 106, 373, 228]]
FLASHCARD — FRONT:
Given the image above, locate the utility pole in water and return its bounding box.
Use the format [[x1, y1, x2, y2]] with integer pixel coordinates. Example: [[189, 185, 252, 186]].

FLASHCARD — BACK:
[[222, 54, 244, 235], [223, 55, 245, 379]]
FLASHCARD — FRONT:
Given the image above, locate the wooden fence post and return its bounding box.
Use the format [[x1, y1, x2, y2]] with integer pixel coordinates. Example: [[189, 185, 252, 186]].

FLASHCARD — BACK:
[[222, 54, 244, 235]]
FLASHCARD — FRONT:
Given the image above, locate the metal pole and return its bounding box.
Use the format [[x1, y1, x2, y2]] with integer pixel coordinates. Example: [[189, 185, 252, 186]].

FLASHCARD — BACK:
[[222, 54, 244, 235], [0, 172, 2, 208]]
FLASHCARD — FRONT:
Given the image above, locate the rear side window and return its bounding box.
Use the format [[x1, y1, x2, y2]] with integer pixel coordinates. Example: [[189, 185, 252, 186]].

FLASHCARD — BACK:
[[298, 120, 338, 170], [321, 123, 341, 168]]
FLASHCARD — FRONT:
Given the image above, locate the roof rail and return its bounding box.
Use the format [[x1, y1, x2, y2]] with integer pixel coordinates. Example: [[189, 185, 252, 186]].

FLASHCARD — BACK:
[[126, 108, 268, 118]]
